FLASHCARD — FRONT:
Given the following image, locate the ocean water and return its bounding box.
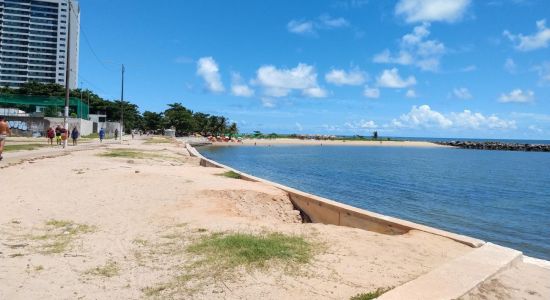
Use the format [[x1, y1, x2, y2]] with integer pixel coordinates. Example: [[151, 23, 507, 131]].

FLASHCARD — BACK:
[[199, 145, 550, 260]]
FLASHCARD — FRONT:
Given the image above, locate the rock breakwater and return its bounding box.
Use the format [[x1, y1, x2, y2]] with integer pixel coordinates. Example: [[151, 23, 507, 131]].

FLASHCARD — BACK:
[[436, 141, 550, 152]]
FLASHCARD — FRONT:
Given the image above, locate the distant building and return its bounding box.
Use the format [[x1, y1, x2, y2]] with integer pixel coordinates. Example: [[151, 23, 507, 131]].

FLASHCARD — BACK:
[[0, 0, 80, 88]]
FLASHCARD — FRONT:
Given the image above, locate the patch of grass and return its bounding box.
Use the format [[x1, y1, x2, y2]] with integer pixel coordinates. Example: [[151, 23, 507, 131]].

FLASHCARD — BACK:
[[4, 144, 49, 152], [217, 171, 242, 179], [34, 265, 44, 271], [132, 239, 148, 246], [9, 253, 24, 258], [98, 149, 180, 162], [81, 133, 99, 139], [145, 137, 173, 144], [85, 260, 120, 278], [350, 288, 392, 300], [187, 232, 312, 269], [28, 220, 95, 254], [142, 285, 168, 297]]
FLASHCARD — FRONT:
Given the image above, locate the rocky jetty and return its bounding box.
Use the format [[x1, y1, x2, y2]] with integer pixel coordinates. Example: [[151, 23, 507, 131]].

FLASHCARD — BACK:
[[436, 141, 550, 152]]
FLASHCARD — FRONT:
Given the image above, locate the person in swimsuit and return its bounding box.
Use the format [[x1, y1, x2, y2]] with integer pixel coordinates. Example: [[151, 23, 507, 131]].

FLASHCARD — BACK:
[[0, 116, 12, 161]]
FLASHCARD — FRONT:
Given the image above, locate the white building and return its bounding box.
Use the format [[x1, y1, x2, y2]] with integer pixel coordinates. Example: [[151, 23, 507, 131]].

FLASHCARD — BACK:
[[0, 0, 80, 88]]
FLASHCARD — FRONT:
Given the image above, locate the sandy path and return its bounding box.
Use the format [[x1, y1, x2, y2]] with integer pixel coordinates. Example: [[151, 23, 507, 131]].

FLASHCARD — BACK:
[[1, 139, 471, 299]]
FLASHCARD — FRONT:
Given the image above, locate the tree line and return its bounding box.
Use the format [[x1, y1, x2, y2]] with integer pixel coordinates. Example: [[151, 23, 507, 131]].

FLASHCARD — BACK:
[[0, 82, 238, 136]]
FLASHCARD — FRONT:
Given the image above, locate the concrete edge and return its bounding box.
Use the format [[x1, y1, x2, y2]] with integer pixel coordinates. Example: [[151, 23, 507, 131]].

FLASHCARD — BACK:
[[378, 242, 523, 300], [185, 143, 485, 248], [523, 256, 550, 270]]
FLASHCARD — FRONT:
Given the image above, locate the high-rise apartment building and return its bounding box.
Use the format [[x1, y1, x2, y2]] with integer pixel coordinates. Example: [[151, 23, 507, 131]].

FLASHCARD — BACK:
[[0, 0, 80, 89]]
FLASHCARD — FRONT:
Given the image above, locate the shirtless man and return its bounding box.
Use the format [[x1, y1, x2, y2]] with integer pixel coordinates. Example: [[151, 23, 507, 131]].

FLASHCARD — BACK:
[[0, 116, 11, 161]]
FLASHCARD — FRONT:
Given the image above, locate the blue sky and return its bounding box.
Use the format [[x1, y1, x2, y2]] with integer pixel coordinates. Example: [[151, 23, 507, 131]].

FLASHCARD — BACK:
[[77, 0, 550, 139]]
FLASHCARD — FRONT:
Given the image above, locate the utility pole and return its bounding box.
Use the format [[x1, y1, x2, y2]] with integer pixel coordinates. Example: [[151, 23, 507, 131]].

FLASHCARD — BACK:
[[120, 64, 125, 144], [79, 81, 83, 119], [63, 0, 72, 149]]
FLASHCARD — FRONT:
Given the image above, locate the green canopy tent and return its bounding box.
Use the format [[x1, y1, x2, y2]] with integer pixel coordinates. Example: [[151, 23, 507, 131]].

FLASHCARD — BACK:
[[0, 95, 89, 119]]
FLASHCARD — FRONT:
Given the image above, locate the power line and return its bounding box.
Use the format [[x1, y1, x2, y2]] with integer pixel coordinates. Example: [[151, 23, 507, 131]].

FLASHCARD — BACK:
[[68, 1, 113, 72]]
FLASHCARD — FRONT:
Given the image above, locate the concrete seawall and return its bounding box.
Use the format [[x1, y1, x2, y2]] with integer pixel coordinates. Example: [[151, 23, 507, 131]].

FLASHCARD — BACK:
[[186, 143, 484, 248]]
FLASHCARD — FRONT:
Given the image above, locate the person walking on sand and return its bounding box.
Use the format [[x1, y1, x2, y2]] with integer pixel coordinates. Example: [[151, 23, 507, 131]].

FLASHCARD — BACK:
[[114, 128, 119, 140], [55, 125, 62, 145], [99, 128, 105, 143], [46, 126, 55, 145], [0, 116, 11, 161], [60, 127, 68, 148], [71, 127, 79, 146]]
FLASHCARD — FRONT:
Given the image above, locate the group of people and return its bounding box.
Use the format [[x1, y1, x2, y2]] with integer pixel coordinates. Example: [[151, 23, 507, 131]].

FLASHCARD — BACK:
[[46, 125, 80, 146], [0, 117, 127, 162]]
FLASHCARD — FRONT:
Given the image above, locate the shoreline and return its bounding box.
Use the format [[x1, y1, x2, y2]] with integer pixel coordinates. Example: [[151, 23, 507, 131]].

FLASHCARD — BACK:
[[189, 143, 550, 266], [207, 138, 450, 148]]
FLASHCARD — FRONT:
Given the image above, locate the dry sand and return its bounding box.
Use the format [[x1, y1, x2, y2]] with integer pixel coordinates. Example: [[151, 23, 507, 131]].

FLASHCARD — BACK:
[[0, 137, 544, 299], [210, 137, 448, 148]]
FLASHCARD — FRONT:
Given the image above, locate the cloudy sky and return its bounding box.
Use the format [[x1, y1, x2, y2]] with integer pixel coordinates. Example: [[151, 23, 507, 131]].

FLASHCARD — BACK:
[[79, 0, 550, 139]]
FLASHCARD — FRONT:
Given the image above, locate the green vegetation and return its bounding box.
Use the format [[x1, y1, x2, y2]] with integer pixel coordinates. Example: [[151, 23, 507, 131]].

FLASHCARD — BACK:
[[29, 219, 95, 254], [187, 232, 312, 269], [137, 231, 314, 298], [4, 144, 49, 152], [81, 132, 99, 139], [1, 82, 237, 135], [350, 288, 391, 300], [217, 171, 242, 179], [144, 137, 173, 144], [85, 260, 120, 278], [99, 149, 160, 159]]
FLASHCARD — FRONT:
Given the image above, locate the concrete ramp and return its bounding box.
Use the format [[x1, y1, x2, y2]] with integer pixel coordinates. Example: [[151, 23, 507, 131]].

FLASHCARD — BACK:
[[379, 243, 522, 300]]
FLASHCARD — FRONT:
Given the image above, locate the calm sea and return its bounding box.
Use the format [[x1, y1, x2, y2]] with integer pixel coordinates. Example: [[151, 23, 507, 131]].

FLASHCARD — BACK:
[[199, 145, 550, 260]]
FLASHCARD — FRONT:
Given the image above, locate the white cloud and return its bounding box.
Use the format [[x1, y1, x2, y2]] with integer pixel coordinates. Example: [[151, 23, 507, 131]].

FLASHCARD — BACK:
[[363, 86, 380, 98], [449, 110, 517, 130], [504, 58, 517, 73], [302, 87, 328, 98], [461, 65, 477, 72], [295, 122, 304, 131], [345, 120, 378, 130], [393, 105, 453, 128], [261, 97, 276, 108], [288, 15, 350, 36], [287, 20, 315, 35], [406, 89, 417, 98], [528, 125, 543, 133], [499, 89, 535, 103], [319, 15, 350, 28], [503, 19, 550, 51], [452, 87, 472, 99], [391, 105, 516, 130], [376, 68, 416, 88], [230, 73, 254, 97], [255, 63, 327, 98], [196, 57, 224, 93], [325, 68, 366, 86], [373, 50, 414, 65], [395, 0, 471, 23], [373, 23, 445, 71]]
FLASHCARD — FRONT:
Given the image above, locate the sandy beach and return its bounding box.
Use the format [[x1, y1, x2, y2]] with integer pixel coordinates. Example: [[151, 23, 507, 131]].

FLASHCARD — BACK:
[[209, 138, 449, 148], [1, 137, 548, 299]]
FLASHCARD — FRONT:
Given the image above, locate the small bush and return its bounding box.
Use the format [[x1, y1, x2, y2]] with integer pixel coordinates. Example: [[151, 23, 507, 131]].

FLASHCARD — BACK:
[[350, 288, 391, 300], [217, 171, 242, 179]]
